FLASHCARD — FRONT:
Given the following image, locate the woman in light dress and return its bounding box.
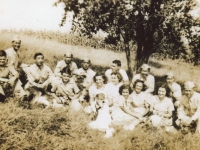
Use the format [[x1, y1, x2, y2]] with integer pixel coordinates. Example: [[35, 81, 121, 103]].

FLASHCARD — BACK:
[[84, 72, 109, 114], [111, 80, 150, 130], [149, 84, 175, 131]]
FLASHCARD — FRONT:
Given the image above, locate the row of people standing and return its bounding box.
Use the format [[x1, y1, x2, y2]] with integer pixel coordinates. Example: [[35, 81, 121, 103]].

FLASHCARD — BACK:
[[0, 35, 200, 137]]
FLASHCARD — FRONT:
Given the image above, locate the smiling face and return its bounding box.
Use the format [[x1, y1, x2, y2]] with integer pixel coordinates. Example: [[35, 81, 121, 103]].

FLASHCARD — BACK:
[[35, 55, 44, 67], [122, 88, 130, 99], [64, 54, 72, 64], [12, 40, 21, 51], [82, 60, 90, 70], [111, 63, 119, 73], [62, 73, 71, 83], [95, 75, 104, 87], [158, 87, 166, 99], [111, 74, 119, 85], [184, 88, 194, 98], [166, 76, 174, 85], [0, 56, 7, 66], [135, 82, 143, 93]]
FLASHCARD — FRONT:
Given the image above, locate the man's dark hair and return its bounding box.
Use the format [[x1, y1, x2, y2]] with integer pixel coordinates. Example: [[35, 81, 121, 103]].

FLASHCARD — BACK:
[[113, 60, 121, 67], [34, 52, 44, 59], [61, 66, 72, 76], [0, 50, 7, 57]]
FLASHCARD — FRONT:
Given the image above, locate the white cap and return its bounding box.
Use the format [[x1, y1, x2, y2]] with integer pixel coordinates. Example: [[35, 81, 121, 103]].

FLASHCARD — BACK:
[[65, 51, 72, 57], [82, 55, 90, 62], [140, 64, 150, 71], [166, 72, 174, 78], [184, 81, 195, 89], [12, 35, 21, 42]]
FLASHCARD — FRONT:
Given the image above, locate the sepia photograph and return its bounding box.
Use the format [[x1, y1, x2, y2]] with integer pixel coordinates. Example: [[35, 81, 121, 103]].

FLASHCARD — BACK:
[[0, 0, 200, 149]]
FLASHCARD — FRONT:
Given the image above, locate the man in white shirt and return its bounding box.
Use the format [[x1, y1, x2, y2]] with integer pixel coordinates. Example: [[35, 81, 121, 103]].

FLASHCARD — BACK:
[[131, 64, 155, 94], [105, 60, 129, 84], [74, 56, 96, 101], [165, 72, 182, 103], [176, 81, 200, 134], [5, 35, 28, 87], [54, 51, 78, 78]]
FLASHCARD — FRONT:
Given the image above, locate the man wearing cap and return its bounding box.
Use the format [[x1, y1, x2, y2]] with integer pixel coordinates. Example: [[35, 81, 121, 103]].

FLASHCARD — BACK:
[[105, 60, 129, 84], [54, 51, 78, 78], [131, 64, 155, 94], [73, 56, 96, 101], [5, 35, 28, 87], [176, 81, 200, 134]]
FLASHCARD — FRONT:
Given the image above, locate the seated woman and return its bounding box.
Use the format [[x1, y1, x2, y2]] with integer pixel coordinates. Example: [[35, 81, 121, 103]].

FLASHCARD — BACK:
[[24, 53, 54, 104], [51, 67, 82, 111], [111, 80, 150, 130], [149, 84, 175, 131], [84, 72, 108, 114], [107, 72, 123, 105], [0, 50, 26, 102]]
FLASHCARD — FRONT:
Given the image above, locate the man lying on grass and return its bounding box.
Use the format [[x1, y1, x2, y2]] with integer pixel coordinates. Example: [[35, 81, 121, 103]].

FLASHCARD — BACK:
[[51, 67, 82, 111], [0, 50, 26, 102], [176, 81, 200, 134]]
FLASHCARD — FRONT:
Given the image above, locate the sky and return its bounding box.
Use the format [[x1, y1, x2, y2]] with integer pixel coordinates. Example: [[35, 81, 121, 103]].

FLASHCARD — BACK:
[[0, 0, 73, 32], [0, 0, 199, 32]]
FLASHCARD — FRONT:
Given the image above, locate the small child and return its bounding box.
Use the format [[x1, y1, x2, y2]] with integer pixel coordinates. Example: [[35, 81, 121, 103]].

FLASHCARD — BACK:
[[88, 93, 115, 138]]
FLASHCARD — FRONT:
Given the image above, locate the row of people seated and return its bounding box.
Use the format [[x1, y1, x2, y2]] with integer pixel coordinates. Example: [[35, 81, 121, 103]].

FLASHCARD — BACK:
[[1, 35, 200, 138]]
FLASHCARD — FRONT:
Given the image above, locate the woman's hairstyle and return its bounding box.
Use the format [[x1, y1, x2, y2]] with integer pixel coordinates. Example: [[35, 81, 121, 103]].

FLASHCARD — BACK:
[[93, 72, 107, 84], [111, 72, 123, 82], [61, 66, 72, 76], [34, 52, 44, 59], [119, 84, 132, 95], [133, 79, 146, 91], [0, 50, 7, 57], [155, 83, 171, 97]]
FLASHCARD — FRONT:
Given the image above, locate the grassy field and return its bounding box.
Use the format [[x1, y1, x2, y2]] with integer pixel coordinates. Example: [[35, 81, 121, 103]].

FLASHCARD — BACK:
[[1, 31, 200, 150]]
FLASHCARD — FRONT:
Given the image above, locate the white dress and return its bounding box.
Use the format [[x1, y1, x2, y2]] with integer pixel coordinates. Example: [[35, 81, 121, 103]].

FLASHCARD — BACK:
[[89, 103, 112, 131], [150, 96, 174, 127], [111, 96, 136, 126]]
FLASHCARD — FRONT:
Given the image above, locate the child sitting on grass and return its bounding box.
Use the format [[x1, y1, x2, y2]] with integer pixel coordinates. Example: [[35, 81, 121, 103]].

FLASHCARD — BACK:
[[51, 67, 82, 111], [88, 93, 115, 138]]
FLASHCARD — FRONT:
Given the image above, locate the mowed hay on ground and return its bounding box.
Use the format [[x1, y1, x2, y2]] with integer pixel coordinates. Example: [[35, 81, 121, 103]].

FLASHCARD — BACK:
[[1, 32, 200, 149]]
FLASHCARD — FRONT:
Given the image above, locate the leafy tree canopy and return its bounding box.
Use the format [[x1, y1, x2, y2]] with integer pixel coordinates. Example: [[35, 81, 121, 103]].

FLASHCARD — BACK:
[[55, 0, 200, 76]]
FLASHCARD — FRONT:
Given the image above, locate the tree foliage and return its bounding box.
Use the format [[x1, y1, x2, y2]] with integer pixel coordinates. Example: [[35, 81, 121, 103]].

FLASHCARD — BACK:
[[55, 0, 200, 76]]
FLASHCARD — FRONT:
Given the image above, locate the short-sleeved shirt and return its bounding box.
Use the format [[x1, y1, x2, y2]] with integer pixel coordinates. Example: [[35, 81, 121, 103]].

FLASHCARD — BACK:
[[132, 74, 155, 93], [0, 65, 18, 78], [89, 84, 108, 99], [151, 96, 174, 113], [26, 64, 53, 84], [105, 69, 129, 83], [51, 78, 80, 98], [74, 68, 96, 86], [178, 92, 200, 121], [5, 47, 19, 69], [106, 82, 122, 100], [169, 82, 182, 98], [54, 60, 78, 77]]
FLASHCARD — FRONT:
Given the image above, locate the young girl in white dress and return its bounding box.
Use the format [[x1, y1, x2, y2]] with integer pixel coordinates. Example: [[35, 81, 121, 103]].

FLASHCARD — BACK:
[[88, 93, 115, 138]]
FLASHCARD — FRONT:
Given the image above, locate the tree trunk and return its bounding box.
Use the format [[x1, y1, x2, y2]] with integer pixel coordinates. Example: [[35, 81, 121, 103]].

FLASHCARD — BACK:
[[125, 43, 134, 79]]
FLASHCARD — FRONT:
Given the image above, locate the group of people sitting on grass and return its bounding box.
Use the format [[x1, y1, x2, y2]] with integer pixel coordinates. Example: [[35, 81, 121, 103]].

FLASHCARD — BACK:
[[0, 35, 200, 138]]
